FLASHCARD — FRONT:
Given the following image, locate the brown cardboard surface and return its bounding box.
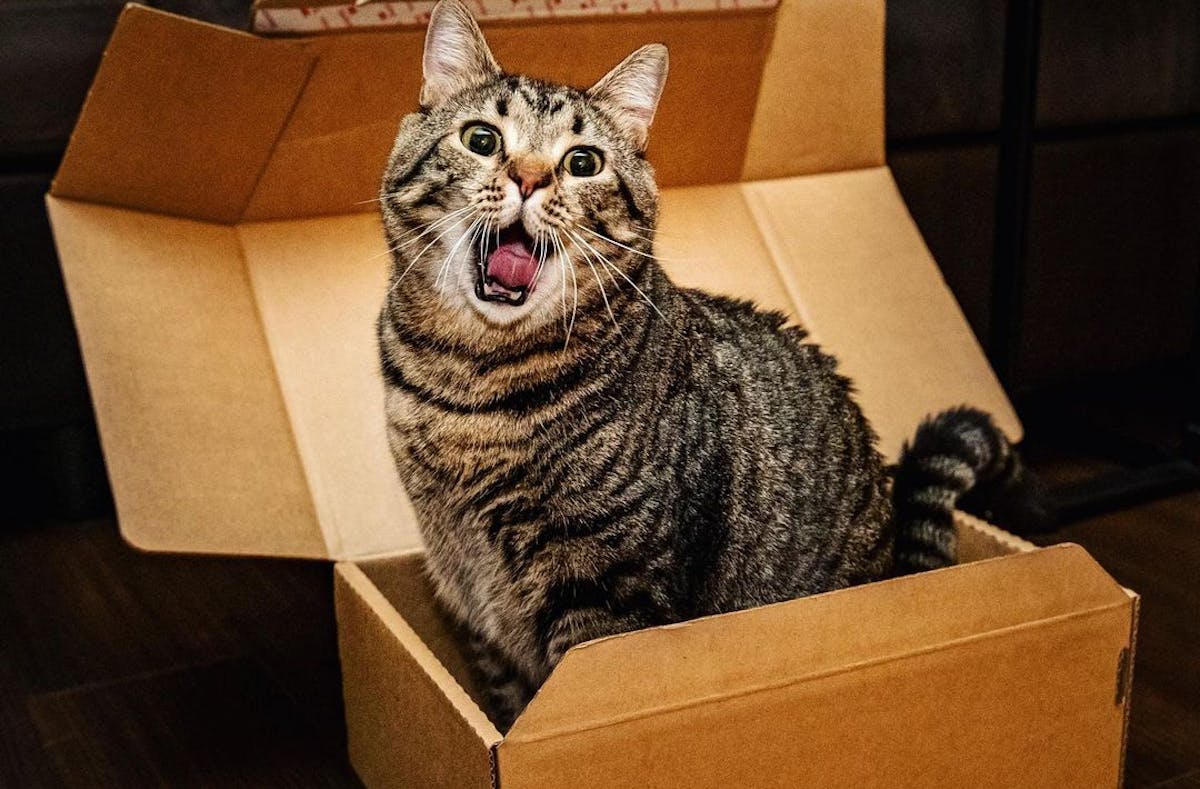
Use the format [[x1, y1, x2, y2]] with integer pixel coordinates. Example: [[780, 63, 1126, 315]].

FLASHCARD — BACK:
[[355, 553, 485, 706], [498, 601, 1131, 788], [743, 0, 886, 179], [54, 6, 775, 223], [52, 5, 314, 224], [245, 11, 776, 219], [53, 0, 888, 223], [237, 215, 419, 558], [336, 561, 499, 789], [46, 196, 326, 557]]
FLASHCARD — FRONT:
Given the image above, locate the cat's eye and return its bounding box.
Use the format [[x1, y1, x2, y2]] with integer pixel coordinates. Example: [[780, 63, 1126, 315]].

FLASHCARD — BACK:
[[564, 147, 604, 177], [461, 124, 501, 156]]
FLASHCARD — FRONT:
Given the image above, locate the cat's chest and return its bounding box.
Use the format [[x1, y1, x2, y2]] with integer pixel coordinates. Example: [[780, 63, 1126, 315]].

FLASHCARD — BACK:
[[393, 406, 545, 618]]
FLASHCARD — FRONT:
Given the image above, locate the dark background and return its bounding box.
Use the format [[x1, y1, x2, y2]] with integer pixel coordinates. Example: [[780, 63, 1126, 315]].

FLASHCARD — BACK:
[[1, 1, 1198, 787]]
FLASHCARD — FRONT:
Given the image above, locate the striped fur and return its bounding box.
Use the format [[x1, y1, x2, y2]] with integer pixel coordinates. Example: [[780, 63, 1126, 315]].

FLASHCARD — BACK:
[[891, 408, 1015, 573], [377, 0, 1029, 732]]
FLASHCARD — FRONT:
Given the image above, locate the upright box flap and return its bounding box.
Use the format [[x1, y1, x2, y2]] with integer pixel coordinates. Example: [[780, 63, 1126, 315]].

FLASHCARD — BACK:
[[46, 197, 328, 557], [508, 544, 1127, 738], [743, 0, 885, 179], [53, 5, 315, 224], [52, 0, 886, 224], [244, 10, 777, 220]]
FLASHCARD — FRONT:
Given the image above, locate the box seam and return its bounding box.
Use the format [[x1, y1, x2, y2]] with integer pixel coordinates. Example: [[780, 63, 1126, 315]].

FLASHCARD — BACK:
[[505, 598, 1133, 745], [237, 50, 320, 223], [226, 223, 332, 556], [1118, 594, 1140, 787]]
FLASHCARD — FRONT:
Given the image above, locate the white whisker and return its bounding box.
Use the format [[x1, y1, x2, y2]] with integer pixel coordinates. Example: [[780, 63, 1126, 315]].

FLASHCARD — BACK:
[[567, 232, 621, 335], [369, 204, 477, 263], [386, 210, 477, 300], [580, 225, 684, 263], [556, 230, 568, 334], [434, 216, 483, 290], [566, 228, 665, 320]]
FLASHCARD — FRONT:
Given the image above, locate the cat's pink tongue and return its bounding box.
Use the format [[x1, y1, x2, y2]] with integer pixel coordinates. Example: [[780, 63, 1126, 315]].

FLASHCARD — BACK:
[[487, 240, 539, 291]]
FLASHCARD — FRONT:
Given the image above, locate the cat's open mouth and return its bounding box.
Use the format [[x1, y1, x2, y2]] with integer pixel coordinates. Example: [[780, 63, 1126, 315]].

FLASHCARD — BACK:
[[474, 223, 540, 306]]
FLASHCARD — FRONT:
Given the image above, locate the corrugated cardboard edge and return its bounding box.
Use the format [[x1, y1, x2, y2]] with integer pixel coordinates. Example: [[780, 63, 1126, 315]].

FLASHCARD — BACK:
[[953, 509, 1036, 556], [1118, 590, 1140, 787]]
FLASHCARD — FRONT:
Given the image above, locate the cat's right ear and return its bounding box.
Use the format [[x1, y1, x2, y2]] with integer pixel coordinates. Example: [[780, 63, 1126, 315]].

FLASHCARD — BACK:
[[420, 0, 500, 108], [587, 43, 669, 150]]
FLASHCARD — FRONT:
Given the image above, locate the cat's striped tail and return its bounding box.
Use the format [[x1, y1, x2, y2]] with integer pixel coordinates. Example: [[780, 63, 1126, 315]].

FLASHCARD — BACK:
[[891, 406, 1052, 575]]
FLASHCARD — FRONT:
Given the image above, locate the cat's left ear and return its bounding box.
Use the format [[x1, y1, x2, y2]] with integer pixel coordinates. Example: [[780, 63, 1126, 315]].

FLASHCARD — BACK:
[[420, 0, 500, 107], [587, 44, 669, 150]]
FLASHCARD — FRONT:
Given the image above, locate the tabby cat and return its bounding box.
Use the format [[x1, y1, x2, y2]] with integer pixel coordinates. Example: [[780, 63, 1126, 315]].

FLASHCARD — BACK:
[[377, 0, 1040, 732]]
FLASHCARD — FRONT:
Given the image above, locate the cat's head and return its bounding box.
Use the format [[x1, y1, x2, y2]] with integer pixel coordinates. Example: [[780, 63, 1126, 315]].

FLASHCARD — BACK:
[[381, 0, 667, 340]]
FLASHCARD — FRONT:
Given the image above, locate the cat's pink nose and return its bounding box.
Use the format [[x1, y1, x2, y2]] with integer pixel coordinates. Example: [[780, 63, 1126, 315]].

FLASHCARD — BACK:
[[508, 159, 552, 199]]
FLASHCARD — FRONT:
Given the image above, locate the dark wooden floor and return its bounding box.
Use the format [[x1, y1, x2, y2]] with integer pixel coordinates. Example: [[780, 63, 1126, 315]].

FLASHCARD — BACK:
[[1, 450, 1197, 786], [0, 521, 361, 787]]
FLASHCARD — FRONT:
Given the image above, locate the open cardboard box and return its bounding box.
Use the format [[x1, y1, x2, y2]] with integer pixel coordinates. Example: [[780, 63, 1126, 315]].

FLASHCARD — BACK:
[[47, 2, 1139, 787]]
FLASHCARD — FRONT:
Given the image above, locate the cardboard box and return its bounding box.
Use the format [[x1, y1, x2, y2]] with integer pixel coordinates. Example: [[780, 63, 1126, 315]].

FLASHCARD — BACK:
[[47, 3, 1139, 787]]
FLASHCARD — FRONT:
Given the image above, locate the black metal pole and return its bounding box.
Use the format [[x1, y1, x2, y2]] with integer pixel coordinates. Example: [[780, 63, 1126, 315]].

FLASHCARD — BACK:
[[989, 0, 1042, 387]]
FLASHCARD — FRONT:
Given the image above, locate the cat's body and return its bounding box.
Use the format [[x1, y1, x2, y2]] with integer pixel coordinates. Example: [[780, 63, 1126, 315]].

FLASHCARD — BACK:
[[382, 268, 894, 722], [378, 0, 1039, 731]]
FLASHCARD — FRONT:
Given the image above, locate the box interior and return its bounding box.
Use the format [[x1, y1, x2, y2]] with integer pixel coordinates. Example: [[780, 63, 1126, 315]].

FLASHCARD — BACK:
[[355, 514, 1038, 716]]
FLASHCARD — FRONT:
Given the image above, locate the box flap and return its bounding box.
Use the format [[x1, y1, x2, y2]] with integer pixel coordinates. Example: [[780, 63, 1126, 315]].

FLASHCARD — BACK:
[[237, 215, 419, 559], [48, 196, 422, 559], [46, 197, 327, 557], [336, 561, 499, 789], [244, 11, 776, 220], [52, 0, 886, 223], [499, 595, 1133, 788], [504, 544, 1132, 777], [53, 5, 315, 224], [656, 169, 1022, 458], [743, 0, 885, 179]]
